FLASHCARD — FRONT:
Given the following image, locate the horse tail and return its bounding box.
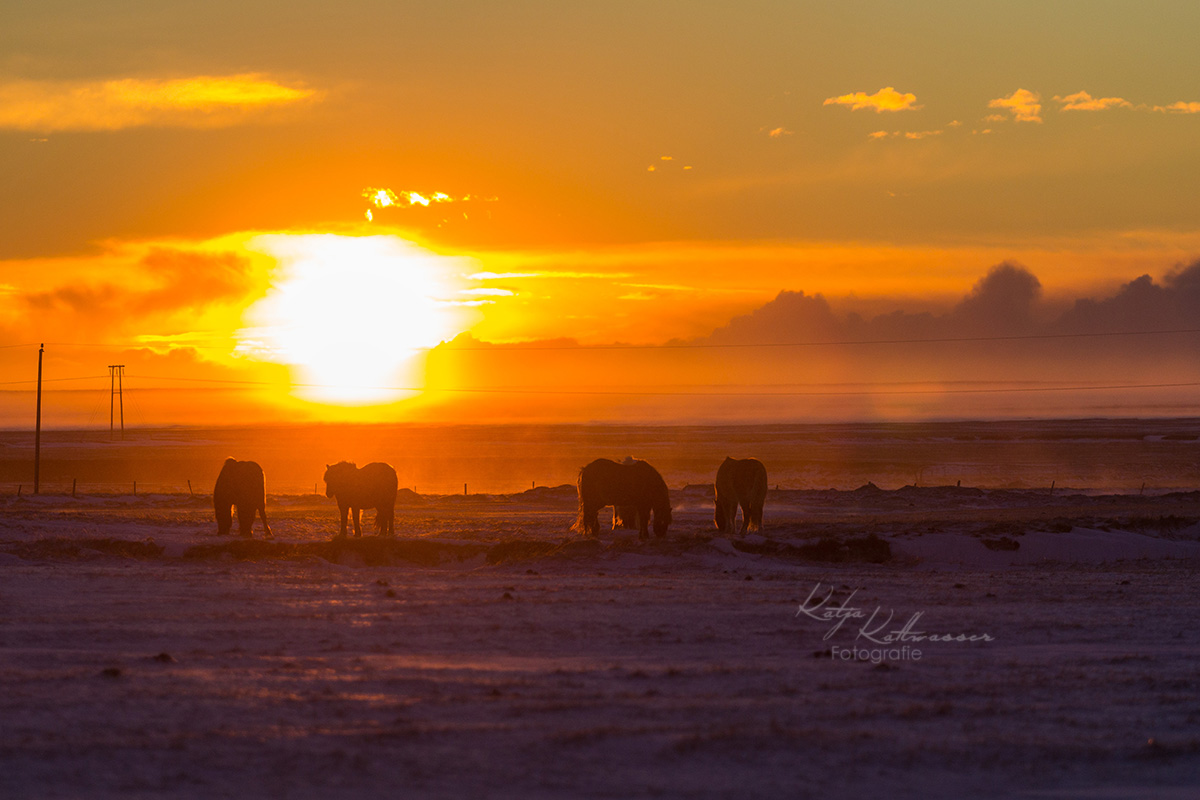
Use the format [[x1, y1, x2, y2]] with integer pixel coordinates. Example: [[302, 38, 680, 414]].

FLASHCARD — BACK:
[[572, 467, 588, 533], [652, 473, 672, 536], [749, 460, 767, 531], [374, 499, 396, 535]]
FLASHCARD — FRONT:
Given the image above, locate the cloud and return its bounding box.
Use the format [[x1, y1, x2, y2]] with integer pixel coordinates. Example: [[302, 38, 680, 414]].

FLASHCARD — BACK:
[[22, 249, 255, 318], [364, 188, 458, 208], [1054, 261, 1200, 333], [0, 74, 321, 132], [459, 287, 516, 297], [1153, 101, 1200, 114], [951, 263, 1042, 332], [988, 89, 1042, 123], [407, 258, 1200, 422], [363, 187, 498, 222], [692, 260, 1200, 368], [823, 87, 919, 113], [767, 127, 793, 138], [1053, 91, 1132, 111], [467, 271, 631, 280], [703, 290, 843, 345], [467, 272, 539, 280], [646, 157, 694, 172], [867, 130, 943, 140]]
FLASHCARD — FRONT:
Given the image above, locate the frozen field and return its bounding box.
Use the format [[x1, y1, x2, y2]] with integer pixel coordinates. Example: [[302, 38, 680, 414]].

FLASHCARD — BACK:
[[3, 473, 1200, 798]]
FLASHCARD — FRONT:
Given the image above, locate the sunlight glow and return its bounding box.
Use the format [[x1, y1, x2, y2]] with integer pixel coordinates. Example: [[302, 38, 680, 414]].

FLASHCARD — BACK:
[[238, 234, 473, 404]]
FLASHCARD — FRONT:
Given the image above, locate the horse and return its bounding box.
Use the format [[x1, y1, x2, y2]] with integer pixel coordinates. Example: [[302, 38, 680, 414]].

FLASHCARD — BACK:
[[323, 461, 398, 537], [714, 457, 767, 534], [213, 458, 272, 538], [574, 458, 672, 540]]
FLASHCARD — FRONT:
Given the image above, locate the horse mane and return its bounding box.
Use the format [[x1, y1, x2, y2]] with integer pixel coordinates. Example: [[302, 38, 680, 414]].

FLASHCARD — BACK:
[[323, 461, 357, 482]]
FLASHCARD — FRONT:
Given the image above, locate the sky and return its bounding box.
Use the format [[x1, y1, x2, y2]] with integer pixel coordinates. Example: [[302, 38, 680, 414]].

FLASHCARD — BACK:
[[2, 1, 1199, 425]]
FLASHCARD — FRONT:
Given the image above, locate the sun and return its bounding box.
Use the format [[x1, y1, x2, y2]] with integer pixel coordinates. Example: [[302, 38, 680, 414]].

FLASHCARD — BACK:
[[237, 233, 472, 404]]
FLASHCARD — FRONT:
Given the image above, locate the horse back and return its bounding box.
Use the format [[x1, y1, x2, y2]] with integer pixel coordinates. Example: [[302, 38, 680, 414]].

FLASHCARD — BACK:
[[717, 457, 766, 502], [216, 459, 266, 505], [581, 458, 668, 507], [340, 462, 398, 507]]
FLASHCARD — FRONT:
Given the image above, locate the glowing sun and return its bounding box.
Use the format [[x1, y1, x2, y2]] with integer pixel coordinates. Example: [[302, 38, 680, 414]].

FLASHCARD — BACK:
[[238, 233, 470, 404]]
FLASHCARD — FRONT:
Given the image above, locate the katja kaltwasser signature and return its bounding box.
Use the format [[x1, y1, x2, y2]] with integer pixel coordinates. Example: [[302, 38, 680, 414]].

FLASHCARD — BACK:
[[796, 583, 996, 645]]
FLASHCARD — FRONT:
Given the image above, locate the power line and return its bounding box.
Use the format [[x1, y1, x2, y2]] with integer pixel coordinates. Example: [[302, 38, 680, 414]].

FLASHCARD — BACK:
[[22, 326, 1200, 353], [0, 375, 109, 386], [120, 373, 1200, 398], [435, 328, 1200, 352]]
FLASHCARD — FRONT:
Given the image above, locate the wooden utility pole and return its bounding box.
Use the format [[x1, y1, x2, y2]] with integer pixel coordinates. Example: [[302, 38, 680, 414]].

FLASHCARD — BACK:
[[34, 343, 43, 494], [108, 365, 125, 440]]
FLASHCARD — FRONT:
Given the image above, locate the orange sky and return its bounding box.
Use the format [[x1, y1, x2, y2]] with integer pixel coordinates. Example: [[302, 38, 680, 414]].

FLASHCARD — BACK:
[[2, 2, 1199, 425]]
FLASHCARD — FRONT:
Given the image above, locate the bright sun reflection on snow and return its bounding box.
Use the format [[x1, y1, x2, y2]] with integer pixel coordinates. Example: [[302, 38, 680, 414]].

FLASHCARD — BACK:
[[237, 234, 471, 404]]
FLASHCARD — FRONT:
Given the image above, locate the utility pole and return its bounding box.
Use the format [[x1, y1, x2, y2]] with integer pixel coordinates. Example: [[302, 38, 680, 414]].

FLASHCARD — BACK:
[[108, 364, 125, 440], [34, 343, 43, 494]]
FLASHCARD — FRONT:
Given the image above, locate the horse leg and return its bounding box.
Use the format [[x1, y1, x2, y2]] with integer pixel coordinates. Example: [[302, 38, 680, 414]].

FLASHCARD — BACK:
[[352, 507, 362, 537], [585, 503, 600, 537], [638, 505, 650, 540], [718, 501, 735, 535], [259, 503, 273, 538], [237, 504, 255, 538], [216, 503, 232, 536], [739, 501, 751, 535], [338, 504, 349, 538]]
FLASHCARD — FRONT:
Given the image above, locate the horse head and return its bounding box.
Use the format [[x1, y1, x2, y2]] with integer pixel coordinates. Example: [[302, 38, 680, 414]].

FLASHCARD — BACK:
[[323, 461, 356, 498]]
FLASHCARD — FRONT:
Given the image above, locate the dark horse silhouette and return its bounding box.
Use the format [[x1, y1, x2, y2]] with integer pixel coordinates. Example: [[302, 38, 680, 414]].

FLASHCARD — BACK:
[[323, 461, 398, 537], [714, 457, 767, 534], [575, 457, 672, 539], [213, 458, 272, 538]]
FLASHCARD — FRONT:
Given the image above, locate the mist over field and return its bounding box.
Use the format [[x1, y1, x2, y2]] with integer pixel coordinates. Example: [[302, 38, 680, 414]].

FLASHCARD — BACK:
[[3, 418, 1199, 496]]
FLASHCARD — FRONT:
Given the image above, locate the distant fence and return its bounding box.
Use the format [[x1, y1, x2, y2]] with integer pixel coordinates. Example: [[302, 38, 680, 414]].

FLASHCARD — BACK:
[[0, 480, 339, 497], [2, 481, 205, 497]]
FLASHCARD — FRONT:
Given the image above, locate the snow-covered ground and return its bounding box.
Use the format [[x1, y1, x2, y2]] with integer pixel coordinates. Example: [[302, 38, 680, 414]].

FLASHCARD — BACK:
[[2, 484, 1199, 798]]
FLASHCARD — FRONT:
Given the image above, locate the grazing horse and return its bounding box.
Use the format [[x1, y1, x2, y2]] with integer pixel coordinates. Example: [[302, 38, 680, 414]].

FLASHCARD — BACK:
[[213, 458, 272, 538], [575, 458, 672, 540], [714, 457, 767, 534], [323, 461, 398, 537]]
